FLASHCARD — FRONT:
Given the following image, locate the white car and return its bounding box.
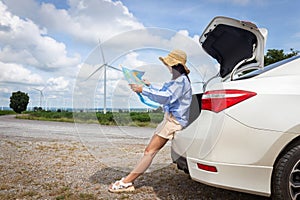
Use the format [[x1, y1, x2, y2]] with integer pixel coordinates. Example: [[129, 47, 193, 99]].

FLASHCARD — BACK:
[[171, 16, 300, 199]]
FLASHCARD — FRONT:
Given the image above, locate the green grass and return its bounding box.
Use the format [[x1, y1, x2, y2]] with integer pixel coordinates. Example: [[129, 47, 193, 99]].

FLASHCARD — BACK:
[[0, 110, 16, 116], [17, 111, 164, 127]]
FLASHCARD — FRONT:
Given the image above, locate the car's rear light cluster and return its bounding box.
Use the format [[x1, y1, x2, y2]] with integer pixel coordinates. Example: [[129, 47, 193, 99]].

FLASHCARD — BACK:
[[202, 89, 256, 113]]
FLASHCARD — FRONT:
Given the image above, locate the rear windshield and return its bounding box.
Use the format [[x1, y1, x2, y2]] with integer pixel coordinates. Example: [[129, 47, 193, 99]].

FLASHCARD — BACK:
[[236, 55, 300, 80]]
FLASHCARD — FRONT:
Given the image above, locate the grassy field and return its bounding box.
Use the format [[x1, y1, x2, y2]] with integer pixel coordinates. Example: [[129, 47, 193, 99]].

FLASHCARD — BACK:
[[0, 110, 16, 116], [16, 111, 164, 127]]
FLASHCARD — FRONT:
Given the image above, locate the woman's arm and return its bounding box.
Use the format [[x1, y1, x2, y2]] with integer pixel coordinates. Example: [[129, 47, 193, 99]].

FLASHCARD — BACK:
[[142, 78, 185, 105]]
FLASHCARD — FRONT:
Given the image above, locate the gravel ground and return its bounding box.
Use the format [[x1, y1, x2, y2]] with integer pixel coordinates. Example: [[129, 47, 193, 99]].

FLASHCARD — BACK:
[[0, 138, 272, 200], [0, 116, 272, 200]]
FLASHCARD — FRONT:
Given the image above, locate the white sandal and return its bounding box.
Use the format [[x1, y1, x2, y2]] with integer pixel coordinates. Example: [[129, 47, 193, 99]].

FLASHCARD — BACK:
[[108, 178, 135, 193]]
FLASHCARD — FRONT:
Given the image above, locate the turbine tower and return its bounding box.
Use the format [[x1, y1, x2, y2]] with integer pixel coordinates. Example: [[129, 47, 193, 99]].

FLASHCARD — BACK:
[[33, 87, 45, 108], [86, 39, 121, 114]]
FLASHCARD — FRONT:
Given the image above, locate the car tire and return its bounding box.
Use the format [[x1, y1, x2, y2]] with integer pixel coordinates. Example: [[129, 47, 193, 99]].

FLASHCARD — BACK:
[[272, 143, 300, 200]]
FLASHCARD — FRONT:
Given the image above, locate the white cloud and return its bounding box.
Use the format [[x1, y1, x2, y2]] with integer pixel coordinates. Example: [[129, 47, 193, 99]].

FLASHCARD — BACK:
[[67, 0, 144, 41], [3, 0, 144, 45], [0, 1, 81, 70], [0, 87, 10, 94], [47, 77, 70, 91], [0, 62, 43, 84], [121, 52, 146, 68]]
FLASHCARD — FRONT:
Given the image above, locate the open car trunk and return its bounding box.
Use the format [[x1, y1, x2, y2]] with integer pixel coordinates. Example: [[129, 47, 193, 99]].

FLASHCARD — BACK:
[[186, 16, 267, 124], [199, 16, 267, 80]]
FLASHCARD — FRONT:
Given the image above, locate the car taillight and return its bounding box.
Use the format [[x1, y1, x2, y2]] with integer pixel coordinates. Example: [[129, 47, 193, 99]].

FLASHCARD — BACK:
[[202, 89, 256, 113], [197, 163, 218, 172]]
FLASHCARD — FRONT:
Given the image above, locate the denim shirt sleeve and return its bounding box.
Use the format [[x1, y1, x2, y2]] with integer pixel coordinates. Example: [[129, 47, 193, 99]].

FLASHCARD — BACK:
[[142, 78, 184, 105]]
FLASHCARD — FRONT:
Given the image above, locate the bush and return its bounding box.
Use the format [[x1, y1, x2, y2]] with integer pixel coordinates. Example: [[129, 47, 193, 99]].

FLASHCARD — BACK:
[[17, 110, 164, 127], [149, 113, 164, 123], [130, 112, 150, 122]]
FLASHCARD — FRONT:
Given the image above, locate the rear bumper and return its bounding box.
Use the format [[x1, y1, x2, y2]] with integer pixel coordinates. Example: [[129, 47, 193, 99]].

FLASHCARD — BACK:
[[172, 145, 273, 196], [187, 158, 272, 197]]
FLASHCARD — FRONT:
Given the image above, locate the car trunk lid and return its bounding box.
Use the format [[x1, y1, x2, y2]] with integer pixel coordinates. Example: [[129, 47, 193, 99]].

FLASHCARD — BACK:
[[199, 16, 267, 80]]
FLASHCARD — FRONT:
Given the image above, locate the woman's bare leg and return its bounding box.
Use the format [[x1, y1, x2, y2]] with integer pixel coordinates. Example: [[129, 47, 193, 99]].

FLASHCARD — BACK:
[[122, 134, 168, 183]]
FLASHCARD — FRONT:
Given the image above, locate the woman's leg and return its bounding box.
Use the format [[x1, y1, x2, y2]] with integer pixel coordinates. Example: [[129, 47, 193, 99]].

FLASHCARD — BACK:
[[122, 134, 168, 183]]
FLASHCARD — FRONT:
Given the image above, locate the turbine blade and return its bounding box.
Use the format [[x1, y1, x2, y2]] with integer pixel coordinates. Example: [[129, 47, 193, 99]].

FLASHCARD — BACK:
[[84, 64, 105, 81], [33, 88, 41, 92], [99, 39, 106, 64], [107, 65, 122, 72], [193, 81, 205, 83]]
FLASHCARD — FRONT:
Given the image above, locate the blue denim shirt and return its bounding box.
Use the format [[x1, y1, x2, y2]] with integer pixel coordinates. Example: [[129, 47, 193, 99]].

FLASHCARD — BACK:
[[142, 75, 192, 127]]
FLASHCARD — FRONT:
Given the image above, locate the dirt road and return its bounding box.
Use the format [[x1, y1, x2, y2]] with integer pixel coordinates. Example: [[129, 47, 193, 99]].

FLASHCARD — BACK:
[[0, 115, 270, 199]]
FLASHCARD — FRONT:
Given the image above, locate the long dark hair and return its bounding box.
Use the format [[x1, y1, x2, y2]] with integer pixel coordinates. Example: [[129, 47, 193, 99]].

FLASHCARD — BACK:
[[172, 64, 190, 82]]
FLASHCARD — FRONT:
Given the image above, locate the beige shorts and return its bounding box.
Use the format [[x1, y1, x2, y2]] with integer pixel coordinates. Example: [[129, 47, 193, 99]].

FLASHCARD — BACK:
[[154, 113, 183, 140]]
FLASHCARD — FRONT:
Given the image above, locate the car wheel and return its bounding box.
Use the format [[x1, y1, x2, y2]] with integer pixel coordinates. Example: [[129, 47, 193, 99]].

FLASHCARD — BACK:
[[272, 143, 300, 200]]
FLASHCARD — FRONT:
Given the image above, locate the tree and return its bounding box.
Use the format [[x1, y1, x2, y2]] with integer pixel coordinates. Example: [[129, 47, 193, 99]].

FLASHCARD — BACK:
[[264, 48, 299, 66], [33, 106, 43, 112], [9, 91, 29, 114]]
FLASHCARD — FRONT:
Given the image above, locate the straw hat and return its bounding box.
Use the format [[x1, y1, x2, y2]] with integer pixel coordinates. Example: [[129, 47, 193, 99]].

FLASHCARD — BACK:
[[159, 49, 190, 74]]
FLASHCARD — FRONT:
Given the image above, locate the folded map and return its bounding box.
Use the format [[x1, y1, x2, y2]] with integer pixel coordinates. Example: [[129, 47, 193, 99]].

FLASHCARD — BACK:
[[122, 67, 160, 109]]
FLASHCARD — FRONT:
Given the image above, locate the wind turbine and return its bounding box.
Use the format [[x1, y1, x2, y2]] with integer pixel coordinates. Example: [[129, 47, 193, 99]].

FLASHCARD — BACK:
[[33, 87, 45, 108], [86, 39, 122, 114]]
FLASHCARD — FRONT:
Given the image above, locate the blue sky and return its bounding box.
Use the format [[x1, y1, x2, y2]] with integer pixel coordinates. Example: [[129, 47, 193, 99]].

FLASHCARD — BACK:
[[121, 0, 300, 51], [0, 0, 300, 110]]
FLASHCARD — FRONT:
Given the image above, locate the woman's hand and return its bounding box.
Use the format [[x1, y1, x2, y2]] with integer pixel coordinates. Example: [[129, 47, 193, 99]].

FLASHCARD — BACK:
[[129, 84, 143, 93], [142, 79, 151, 86], [130, 79, 150, 93]]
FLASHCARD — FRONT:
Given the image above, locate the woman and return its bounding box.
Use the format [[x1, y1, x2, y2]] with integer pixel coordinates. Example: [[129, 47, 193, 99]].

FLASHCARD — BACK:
[[109, 49, 192, 193]]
